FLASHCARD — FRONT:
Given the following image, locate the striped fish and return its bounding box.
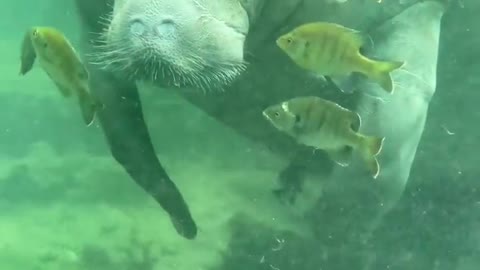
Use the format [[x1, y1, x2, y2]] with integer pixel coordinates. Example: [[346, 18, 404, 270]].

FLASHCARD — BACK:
[[276, 22, 405, 94], [20, 26, 103, 126], [262, 96, 385, 179]]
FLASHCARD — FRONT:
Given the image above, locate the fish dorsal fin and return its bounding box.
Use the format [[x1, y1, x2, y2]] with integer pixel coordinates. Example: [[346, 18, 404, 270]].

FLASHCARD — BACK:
[[331, 103, 361, 131], [347, 30, 366, 50], [45, 71, 72, 97], [332, 23, 369, 51], [342, 29, 368, 50], [52, 80, 73, 97]]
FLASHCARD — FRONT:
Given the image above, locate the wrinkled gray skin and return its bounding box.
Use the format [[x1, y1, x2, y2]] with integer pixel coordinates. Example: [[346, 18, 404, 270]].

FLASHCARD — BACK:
[[74, 0, 446, 244]]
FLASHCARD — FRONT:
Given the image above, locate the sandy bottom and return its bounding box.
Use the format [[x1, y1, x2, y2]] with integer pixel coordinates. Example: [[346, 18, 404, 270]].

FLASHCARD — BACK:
[[0, 143, 313, 270]]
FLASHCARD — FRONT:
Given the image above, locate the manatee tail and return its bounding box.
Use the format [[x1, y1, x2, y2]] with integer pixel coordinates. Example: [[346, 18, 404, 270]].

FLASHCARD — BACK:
[[77, 86, 104, 126], [359, 136, 385, 179], [368, 60, 405, 94]]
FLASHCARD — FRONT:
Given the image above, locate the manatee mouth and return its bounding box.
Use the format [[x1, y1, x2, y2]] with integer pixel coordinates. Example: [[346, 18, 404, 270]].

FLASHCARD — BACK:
[[88, 24, 247, 91]]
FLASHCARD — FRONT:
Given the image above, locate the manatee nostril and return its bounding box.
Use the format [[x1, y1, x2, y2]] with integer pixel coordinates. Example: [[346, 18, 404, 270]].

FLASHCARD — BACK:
[[160, 18, 174, 25], [155, 18, 176, 38], [129, 18, 146, 36]]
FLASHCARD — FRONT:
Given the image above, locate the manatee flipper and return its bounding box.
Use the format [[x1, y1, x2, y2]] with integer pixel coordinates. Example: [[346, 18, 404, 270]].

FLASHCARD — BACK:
[[87, 68, 197, 239], [77, 19, 197, 239], [273, 148, 327, 205], [19, 29, 36, 75], [75, 0, 197, 239], [274, 158, 306, 205], [325, 147, 352, 167]]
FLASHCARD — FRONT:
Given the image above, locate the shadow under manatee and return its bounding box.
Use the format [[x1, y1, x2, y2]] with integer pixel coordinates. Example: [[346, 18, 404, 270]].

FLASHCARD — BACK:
[[214, 214, 325, 270], [213, 172, 479, 270], [367, 160, 480, 270], [214, 155, 480, 270], [214, 194, 384, 270]]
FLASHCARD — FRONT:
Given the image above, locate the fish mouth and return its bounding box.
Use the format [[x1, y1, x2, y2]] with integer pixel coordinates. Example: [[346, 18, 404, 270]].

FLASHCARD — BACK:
[[262, 109, 273, 121], [276, 35, 290, 51], [275, 37, 284, 50]]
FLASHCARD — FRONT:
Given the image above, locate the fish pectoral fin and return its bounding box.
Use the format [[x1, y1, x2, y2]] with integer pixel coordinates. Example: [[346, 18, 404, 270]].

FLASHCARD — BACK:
[[47, 73, 73, 97], [308, 72, 328, 84], [325, 146, 352, 167], [310, 73, 351, 93], [347, 110, 362, 132], [325, 75, 356, 94], [19, 29, 36, 75], [55, 82, 73, 97]]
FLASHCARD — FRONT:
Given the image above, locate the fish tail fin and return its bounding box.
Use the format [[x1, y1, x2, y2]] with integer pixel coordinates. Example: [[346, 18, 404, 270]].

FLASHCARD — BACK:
[[368, 60, 405, 94], [77, 87, 103, 126], [19, 29, 36, 76], [359, 136, 385, 179]]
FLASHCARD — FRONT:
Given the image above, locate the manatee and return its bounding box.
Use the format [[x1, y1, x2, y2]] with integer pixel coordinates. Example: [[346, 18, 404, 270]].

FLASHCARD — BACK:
[[73, 0, 449, 241]]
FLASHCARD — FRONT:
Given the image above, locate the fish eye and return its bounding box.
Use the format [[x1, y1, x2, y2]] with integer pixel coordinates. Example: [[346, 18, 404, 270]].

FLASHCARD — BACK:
[[274, 112, 280, 117], [286, 37, 293, 43], [295, 115, 301, 123], [32, 30, 38, 37]]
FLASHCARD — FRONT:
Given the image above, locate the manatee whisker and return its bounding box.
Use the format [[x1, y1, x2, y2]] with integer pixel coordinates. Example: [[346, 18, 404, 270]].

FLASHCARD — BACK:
[[395, 66, 433, 90], [98, 12, 113, 28], [89, 16, 247, 91]]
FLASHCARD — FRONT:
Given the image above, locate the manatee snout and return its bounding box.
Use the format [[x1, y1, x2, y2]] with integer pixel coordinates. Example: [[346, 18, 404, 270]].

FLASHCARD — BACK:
[[100, 0, 250, 89], [127, 18, 176, 39]]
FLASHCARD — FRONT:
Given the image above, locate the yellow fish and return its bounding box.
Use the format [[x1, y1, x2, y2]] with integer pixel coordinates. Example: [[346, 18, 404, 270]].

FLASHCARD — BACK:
[[276, 22, 405, 94], [263, 96, 385, 179], [19, 26, 102, 126]]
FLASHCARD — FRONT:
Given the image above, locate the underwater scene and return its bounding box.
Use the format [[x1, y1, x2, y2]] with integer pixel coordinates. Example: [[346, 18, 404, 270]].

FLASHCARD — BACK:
[[0, 0, 478, 269]]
